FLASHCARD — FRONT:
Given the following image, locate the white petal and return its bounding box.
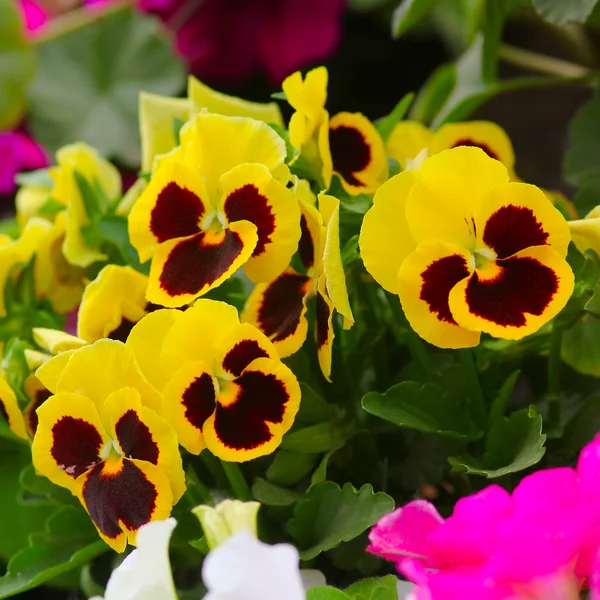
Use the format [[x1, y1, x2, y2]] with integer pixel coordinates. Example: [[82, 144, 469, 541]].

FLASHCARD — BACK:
[[300, 570, 326, 591], [103, 518, 177, 600], [202, 532, 304, 600], [397, 579, 416, 599]]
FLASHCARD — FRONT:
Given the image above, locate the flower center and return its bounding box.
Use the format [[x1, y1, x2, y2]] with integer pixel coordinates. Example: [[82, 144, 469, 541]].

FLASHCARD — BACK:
[[472, 247, 496, 270], [201, 210, 228, 233], [99, 439, 123, 461]]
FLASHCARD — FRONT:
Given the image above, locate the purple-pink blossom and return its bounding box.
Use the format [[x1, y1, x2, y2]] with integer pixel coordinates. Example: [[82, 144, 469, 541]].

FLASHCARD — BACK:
[[0, 130, 48, 195], [368, 436, 600, 600]]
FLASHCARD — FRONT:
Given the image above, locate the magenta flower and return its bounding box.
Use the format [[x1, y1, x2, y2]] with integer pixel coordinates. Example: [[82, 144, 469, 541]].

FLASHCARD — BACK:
[[19, 0, 48, 33], [0, 130, 48, 195], [368, 436, 600, 600], [139, 0, 344, 83]]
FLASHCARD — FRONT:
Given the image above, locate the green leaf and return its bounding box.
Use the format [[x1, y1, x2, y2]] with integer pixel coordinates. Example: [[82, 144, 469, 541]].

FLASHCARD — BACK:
[[374, 92, 415, 141], [267, 450, 320, 486], [172, 116, 185, 146], [0, 506, 107, 598], [449, 407, 546, 478], [288, 482, 394, 560], [28, 7, 185, 166], [0, 0, 35, 127], [1, 338, 31, 397], [392, 0, 444, 38], [488, 370, 520, 424], [0, 218, 19, 239], [14, 168, 54, 189], [38, 198, 65, 217], [409, 63, 455, 124], [362, 381, 482, 440], [271, 91, 287, 100], [341, 235, 361, 268], [311, 447, 342, 487], [308, 587, 351, 600], [345, 575, 399, 600], [564, 87, 600, 197], [73, 170, 108, 222], [281, 422, 345, 453], [297, 383, 335, 423], [532, 0, 598, 24], [564, 392, 600, 456], [252, 478, 303, 507], [562, 313, 600, 377]]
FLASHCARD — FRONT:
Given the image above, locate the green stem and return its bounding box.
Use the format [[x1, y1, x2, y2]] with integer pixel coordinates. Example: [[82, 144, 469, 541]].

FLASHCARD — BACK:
[[385, 293, 434, 379], [220, 460, 252, 501], [31, 1, 130, 45], [499, 43, 592, 78], [547, 321, 564, 432], [459, 348, 486, 428]]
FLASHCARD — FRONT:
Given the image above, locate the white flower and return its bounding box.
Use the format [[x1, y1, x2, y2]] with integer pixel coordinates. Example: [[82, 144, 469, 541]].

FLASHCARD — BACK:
[[202, 531, 305, 600], [93, 518, 178, 600]]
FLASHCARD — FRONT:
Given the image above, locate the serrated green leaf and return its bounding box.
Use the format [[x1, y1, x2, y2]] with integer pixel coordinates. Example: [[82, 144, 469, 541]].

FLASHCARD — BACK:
[[288, 482, 394, 560], [0, 506, 107, 598], [267, 450, 319, 486], [449, 407, 546, 478], [0, 0, 36, 127], [252, 478, 303, 506], [28, 7, 185, 166], [345, 575, 398, 600], [392, 0, 443, 38], [362, 381, 482, 440], [308, 587, 351, 600], [532, 0, 598, 24]]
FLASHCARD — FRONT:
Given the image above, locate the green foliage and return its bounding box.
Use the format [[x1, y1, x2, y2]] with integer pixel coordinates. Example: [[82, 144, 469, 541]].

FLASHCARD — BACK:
[[362, 381, 481, 440], [562, 313, 600, 377], [449, 407, 547, 478], [28, 7, 185, 166], [345, 575, 399, 600], [308, 587, 352, 600], [288, 482, 394, 560], [532, 0, 599, 25], [252, 478, 303, 506], [374, 93, 415, 140], [0, 0, 35, 127], [392, 0, 443, 38]]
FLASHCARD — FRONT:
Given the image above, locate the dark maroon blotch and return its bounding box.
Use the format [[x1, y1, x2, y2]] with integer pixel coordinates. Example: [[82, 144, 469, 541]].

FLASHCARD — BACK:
[[451, 139, 499, 161], [115, 410, 159, 465], [223, 184, 275, 257], [82, 460, 157, 539], [150, 182, 205, 243], [159, 230, 244, 297], [329, 125, 371, 186], [27, 388, 52, 436], [108, 318, 137, 343], [298, 214, 315, 270], [315, 291, 331, 349], [182, 373, 217, 431], [420, 254, 471, 325], [465, 256, 558, 327], [223, 340, 269, 377], [213, 370, 288, 450], [483, 205, 549, 259], [51, 416, 103, 478], [258, 272, 311, 342]]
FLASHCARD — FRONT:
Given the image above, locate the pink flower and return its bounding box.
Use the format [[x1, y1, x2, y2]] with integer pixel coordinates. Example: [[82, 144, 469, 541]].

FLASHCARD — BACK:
[[0, 130, 48, 195], [369, 436, 600, 600], [19, 0, 48, 33], [139, 0, 345, 84]]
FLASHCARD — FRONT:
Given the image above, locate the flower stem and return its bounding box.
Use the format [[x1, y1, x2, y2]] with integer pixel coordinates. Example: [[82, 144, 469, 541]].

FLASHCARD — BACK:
[[499, 43, 591, 78], [459, 348, 486, 429], [547, 320, 564, 433], [220, 460, 252, 501], [31, 1, 130, 45], [385, 292, 434, 379]]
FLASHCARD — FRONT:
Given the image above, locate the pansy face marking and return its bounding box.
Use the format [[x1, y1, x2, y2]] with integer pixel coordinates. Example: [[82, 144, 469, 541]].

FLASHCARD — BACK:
[[32, 387, 185, 551], [129, 114, 301, 309], [360, 147, 574, 349]]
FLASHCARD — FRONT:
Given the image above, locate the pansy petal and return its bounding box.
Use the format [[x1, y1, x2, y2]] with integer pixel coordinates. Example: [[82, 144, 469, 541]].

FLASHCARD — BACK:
[[181, 113, 289, 199], [448, 245, 574, 340], [103, 387, 186, 503], [283, 67, 328, 124], [203, 357, 301, 462], [33, 327, 86, 354], [78, 265, 149, 343], [32, 392, 108, 493], [406, 147, 509, 248], [127, 309, 183, 393], [398, 241, 480, 349], [129, 159, 209, 264], [298, 195, 325, 271], [570, 215, 600, 258], [147, 222, 258, 308], [0, 374, 28, 440], [242, 270, 311, 358], [160, 299, 240, 378], [386, 121, 434, 168], [35, 349, 76, 394], [319, 193, 354, 328], [56, 340, 161, 411], [315, 276, 335, 382], [139, 91, 191, 173], [188, 76, 283, 127], [430, 121, 516, 177], [329, 112, 388, 195], [216, 323, 277, 378], [162, 360, 216, 455], [220, 163, 301, 283], [318, 112, 334, 189], [78, 457, 174, 552], [474, 182, 571, 259], [359, 171, 418, 294], [24, 349, 51, 371], [23, 374, 52, 438]]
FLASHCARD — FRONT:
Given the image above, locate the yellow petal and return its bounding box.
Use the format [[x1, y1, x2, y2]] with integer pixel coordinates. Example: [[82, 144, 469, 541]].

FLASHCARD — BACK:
[[33, 328, 86, 354], [386, 121, 434, 168]]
